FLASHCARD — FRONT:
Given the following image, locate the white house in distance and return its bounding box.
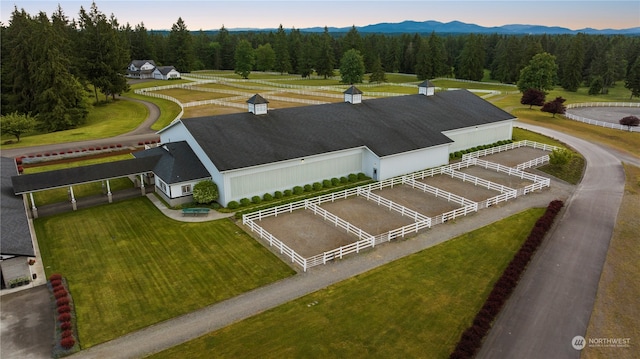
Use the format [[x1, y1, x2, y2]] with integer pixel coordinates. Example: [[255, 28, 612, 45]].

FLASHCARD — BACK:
[[127, 60, 181, 80], [142, 82, 515, 206]]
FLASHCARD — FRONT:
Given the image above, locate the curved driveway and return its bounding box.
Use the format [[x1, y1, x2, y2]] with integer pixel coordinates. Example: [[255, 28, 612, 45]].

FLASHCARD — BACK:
[[0, 97, 160, 159], [477, 123, 629, 358]]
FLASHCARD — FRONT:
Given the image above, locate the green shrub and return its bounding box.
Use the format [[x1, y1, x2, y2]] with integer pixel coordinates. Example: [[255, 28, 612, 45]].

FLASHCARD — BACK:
[[263, 193, 273, 201], [227, 201, 239, 209], [357, 172, 367, 180], [312, 182, 323, 191], [304, 184, 313, 192], [322, 180, 332, 188], [340, 176, 349, 184], [240, 198, 251, 207], [454, 151, 462, 158], [251, 196, 262, 204], [284, 189, 293, 196], [274, 191, 283, 199], [331, 177, 340, 186], [348, 174, 358, 182], [293, 186, 304, 195]]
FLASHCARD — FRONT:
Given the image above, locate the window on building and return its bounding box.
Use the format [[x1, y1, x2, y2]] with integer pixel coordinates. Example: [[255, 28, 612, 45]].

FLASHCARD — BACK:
[[182, 185, 192, 194]]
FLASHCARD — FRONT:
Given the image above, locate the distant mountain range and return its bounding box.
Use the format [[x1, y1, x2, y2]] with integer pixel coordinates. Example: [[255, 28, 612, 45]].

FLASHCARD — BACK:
[[229, 20, 640, 35]]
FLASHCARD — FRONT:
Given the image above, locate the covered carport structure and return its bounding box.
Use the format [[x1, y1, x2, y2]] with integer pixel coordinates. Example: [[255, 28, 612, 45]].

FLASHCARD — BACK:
[[11, 156, 161, 218]]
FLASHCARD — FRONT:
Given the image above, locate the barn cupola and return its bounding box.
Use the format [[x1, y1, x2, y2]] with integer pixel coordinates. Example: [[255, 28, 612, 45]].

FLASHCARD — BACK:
[[247, 94, 269, 115], [343, 85, 363, 104], [418, 80, 436, 96]]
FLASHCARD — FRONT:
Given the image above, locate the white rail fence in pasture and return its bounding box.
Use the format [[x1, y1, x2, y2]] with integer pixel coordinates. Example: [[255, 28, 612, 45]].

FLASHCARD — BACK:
[[564, 102, 640, 132]]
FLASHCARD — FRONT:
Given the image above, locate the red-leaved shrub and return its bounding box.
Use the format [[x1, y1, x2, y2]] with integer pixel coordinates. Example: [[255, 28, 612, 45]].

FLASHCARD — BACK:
[[60, 336, 75, 349], [58, 313, 71, 322], [60, 321, 72, 331], [57, 305, 71, 314], [56, 297, 70, 307], [54, 289, 68, 299], [49, 273, 63, 281], [51, 279, 63, 288], [61, 329, 73, 338]]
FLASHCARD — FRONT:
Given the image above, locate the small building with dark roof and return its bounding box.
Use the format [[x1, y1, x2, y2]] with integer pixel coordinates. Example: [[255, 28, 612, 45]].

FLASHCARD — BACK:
[[1, 157, 36, 288], [155, 86, 516, 206]]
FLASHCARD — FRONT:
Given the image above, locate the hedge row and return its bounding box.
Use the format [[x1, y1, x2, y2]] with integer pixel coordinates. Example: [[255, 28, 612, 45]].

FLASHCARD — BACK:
[[226, 173, 368, 210], [48, 273, 79, 358], [449, 140, 515, 160], [449, 200, 564, 359]]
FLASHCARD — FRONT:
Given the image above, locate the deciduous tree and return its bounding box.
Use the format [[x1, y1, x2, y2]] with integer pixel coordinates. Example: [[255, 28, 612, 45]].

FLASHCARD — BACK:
[[619, 115, 639, 131], [0, 112, 37, 142], [520, 89, 546, 108], [234, 39, 254, 79], [255, 43, 276, 72], [541, 96, 566, 117], [517, 52, 558, 93], [339, 49, 365, 84]]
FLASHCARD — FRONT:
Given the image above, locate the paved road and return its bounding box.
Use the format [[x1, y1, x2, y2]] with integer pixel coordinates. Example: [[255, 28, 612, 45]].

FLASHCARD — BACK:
[[0, 97, 161, 159], [477, 123, 628, 358]]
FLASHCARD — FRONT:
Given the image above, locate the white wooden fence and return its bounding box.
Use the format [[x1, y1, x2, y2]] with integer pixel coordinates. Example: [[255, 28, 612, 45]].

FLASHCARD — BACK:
[[461, 140, 559, 160], [564, 102, 640, 132]]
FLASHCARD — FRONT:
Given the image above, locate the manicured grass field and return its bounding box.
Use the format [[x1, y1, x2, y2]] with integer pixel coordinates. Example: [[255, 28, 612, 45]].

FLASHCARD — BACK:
[[35, 197, 296, 348], [150, 208, 545, 359], [1, 99, 148, 149]]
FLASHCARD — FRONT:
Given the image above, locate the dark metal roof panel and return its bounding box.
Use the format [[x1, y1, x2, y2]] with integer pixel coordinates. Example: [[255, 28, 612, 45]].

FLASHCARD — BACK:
[[11, 156, 161, 194]]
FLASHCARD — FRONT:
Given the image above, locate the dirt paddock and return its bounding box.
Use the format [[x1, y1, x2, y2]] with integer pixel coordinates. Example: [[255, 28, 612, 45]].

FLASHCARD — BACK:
[[249, 146, 553, 262]]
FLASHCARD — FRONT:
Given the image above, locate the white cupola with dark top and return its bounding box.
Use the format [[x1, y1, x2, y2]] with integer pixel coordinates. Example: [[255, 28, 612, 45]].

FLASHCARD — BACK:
[[343, 85, 363, 104], [418, 80, 436, 96], [247, 94, 269, 115]]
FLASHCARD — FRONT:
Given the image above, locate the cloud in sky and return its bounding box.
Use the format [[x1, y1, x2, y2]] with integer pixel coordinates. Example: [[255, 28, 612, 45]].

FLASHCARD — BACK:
[[1, 1, 639, 30]]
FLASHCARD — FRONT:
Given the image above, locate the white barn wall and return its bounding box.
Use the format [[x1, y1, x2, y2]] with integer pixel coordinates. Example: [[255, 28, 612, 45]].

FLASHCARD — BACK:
[[223, 148, 363, 203], [379, 144, 450, 180], [443, 120, 513, 153]]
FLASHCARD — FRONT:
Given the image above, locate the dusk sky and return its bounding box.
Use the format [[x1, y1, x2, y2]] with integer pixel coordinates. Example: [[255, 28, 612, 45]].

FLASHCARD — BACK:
[[1, 0, 639, 31]]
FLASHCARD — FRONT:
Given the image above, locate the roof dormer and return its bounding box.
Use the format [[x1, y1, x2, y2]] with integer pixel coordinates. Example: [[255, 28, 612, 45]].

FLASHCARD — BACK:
[[343, 85, 363, 104], [418, 80, 436, 96], [247, 94, 269, 115]]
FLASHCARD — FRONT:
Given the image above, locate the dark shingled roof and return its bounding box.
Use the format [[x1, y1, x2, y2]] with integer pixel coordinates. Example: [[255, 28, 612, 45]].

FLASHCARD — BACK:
[[418, 80, 436, 88], [156, 66, 178, 75], [178, 90, 515, 172], [1, 157, 35, 256], [344, 85, 363, 94], [133, 141, 210, 184], [11, 156, 161, 194], [247, 94, 269, 104]]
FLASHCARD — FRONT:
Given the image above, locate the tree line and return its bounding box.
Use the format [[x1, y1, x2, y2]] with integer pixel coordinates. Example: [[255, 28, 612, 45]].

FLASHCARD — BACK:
[[2, 2, 640, 135]]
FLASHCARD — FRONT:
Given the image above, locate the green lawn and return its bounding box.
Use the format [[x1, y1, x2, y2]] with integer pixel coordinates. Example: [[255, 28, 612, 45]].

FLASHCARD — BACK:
[[150, 208, 545, 359], [35, 197, 296, 348], [1, 99, 148, 149]]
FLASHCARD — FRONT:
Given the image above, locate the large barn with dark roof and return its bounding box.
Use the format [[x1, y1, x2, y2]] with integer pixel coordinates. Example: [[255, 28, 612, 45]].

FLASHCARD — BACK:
[[149, 82, 515, 206]]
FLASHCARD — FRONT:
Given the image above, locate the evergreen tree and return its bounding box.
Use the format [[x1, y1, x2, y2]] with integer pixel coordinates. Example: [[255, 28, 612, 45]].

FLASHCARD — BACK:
[[560, 34, 585, 91], [168, 17, 194, 72], [369, 55, 387, 83], [288, 28, 302, 74], [343, 25, 364, 53], [455, 34, 485, 81], [234, 39, 254, 79], [77, 2, 129, 103], [339, 49, 365, 84], [216, 26, 235, 70], [517, 52, 558, 93], [273, 25, 291, 74], [298, 36, 316, 78], [625, 57, 640, 99], [316, 27, 335, 79], [131, 22, 155, 60]]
